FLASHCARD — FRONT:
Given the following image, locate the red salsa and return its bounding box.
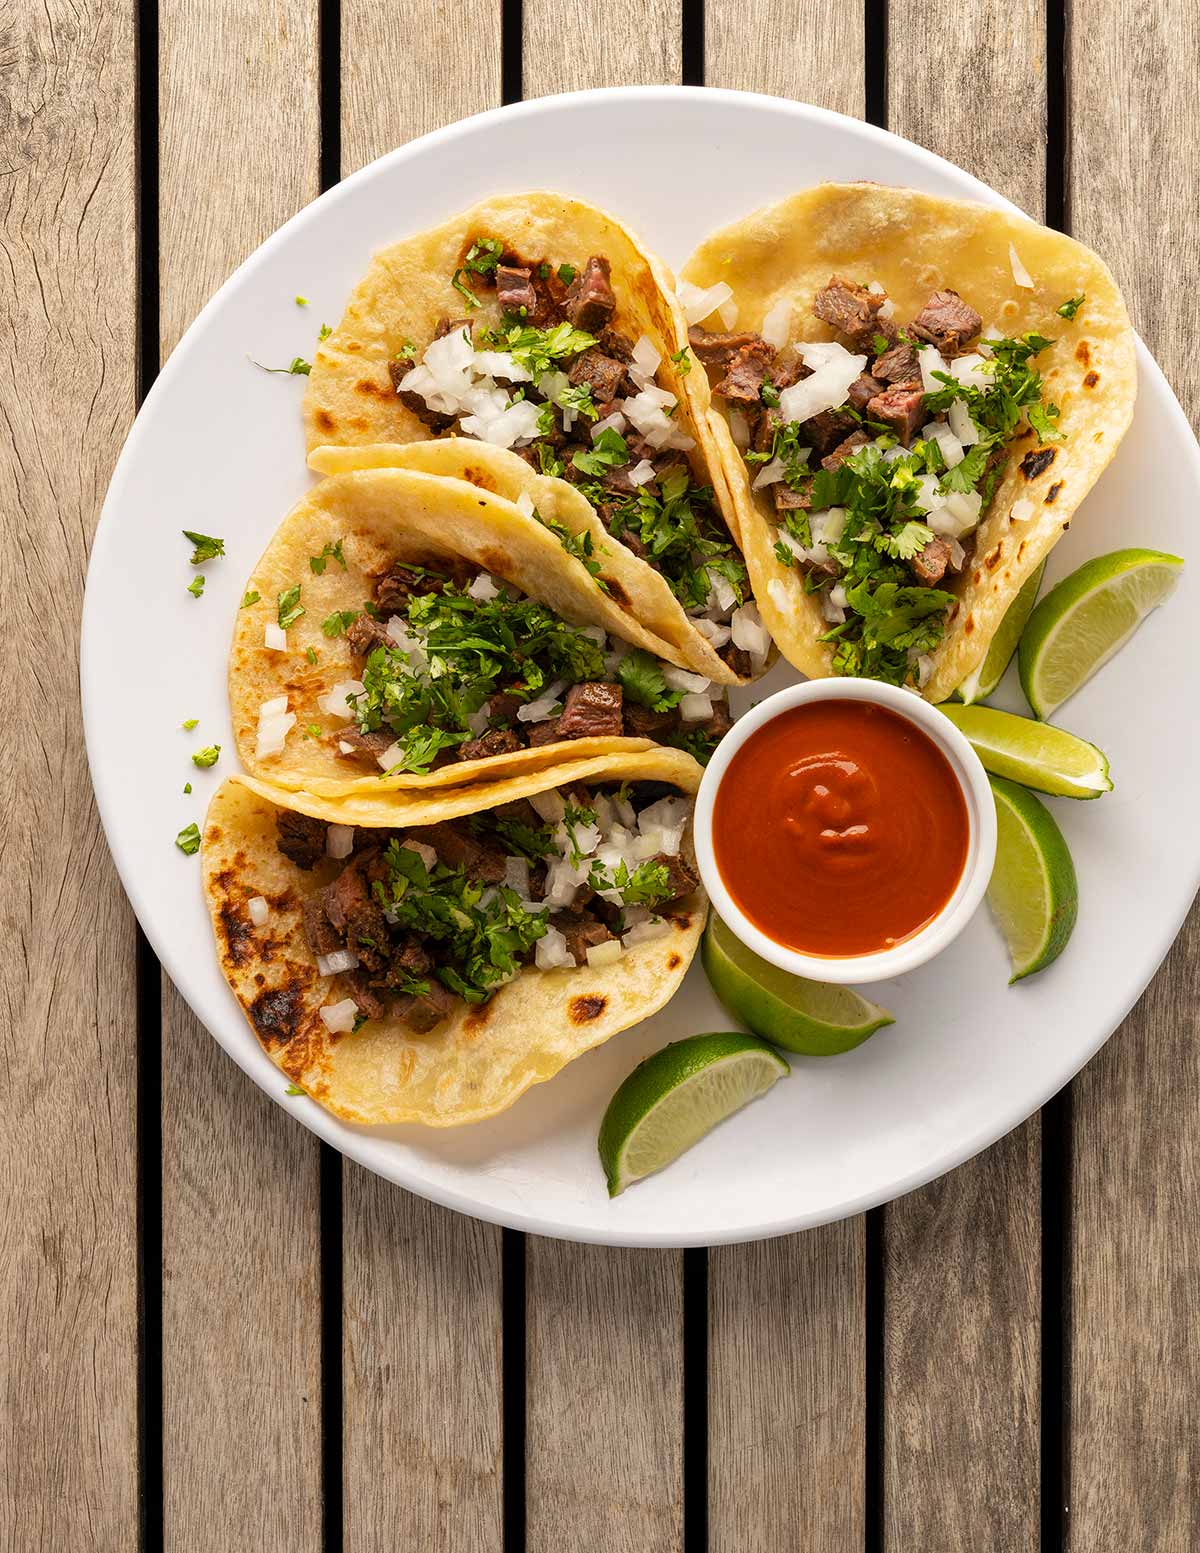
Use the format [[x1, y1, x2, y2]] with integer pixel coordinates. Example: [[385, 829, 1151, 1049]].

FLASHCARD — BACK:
[[712, 700, 969, 958]]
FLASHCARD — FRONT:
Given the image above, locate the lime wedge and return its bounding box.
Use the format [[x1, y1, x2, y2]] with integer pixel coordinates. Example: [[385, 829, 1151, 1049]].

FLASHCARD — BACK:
[[1018, 548, 1183, 719], [987, 775, 1078, 982], [598, 1032, 788, 1196], [702, 912, 893, 1055], [939, 703, 1112, 800], [956, 561, 1045, 704]]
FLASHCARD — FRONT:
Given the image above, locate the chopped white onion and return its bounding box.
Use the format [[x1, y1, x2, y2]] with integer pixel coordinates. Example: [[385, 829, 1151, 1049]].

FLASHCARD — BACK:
[[693, 616, 732, 648], [517, 678, 566, 723], [514, 490, 535, 518], [780, 341, 867, 424], [326, 824, 355, 860], [676, 278, 734, 326], [338, 741, 355, 755], [911, 472, 943, 514], [465, 706, 490, 736], [1009, 243, 1035, 289], [264, 623, 288, 652], [630, 335, 662, 383], [622, 385, 694, 451], [680, 692, 713, 723], [318, 679, 364, 718], [623, 917, 671, 949], [259, 695, 289, 718], [752, 457, 786, 490], [877, 299, 897, 320], [718, 299, 739, 329], [663, 666, 712, 694], [319, 997, 359, 1032], [820, 592, 846, 625], [544, 856, 591, 908], [586, 939, 625, 968], [950, 352, 990, 392], [761, 297, 793, 349], [915, 654, 935, 688], [947, 538, 966, 570], [377, 741, 405, 770], [706, 572, 737, 614], [925, 420, 965, 469], [317, 949, 360, 977], [918, 344, 949, 393], [591, 411, 626, 441], [535, 927, 575, 971], [530, 789, 566, 823], [948, 397, 981, 446], [1011, 497, 1035, 523], [830, 583, 849, 610], [730, 601, 770, 664], [580, 624, 608, 647], [254, 698, 295, 760], [727, 409, 751, 448], [639, 796, 691, 835], [468, 572, 501, 601], [772, 526, 808, 563], [944, 489, 983, 527], [628, 459, 656, 487], [555, 817, 601, 859], [247, 896, 269, 928], [400, 839, 438, 870]]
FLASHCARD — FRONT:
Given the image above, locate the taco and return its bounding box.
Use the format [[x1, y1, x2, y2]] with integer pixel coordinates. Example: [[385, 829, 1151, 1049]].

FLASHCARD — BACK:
[[679, 184, 1136, 702], [232, 467, 750, 798], [203, 749, 706, 1126], [302, 193, 767, 683]]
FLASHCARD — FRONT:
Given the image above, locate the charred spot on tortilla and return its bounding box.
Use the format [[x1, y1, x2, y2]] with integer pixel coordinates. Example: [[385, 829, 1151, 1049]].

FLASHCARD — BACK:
[[667, 953, 682, 970], [569, 994, 607, 1024], [603, 577, 630, 605], [355, 378, 388, 399], [1083, 370, 1100, 388], [1021, 448, 1057, 480], [1075, 340, 1091, 365], [479, 548, 511, 575], [250, 984, 306, 1048], [218, 904, 256, 967], [672, 913, 691, 931], [1045, 481, 1065, 504], [1017, 539, 1029, 561], [314, 409, 336, 434], [984, 546, 1003, 571], [463, 1002, 494, 1035], [463, 466, 496, 492]]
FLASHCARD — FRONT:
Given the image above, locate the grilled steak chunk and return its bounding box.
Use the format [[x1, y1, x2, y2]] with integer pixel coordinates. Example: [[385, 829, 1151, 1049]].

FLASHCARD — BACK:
[[800, 407, 858, 456], [910, 290, 982, 355], [688, 326, 769, 369], [323, 857, 390, 970], [812, 276, 886, 349], [276, 811, 328, 870], [720, 643, 753, 679], [821, 430, 872, 471], [848, 372, 885, 411], [866, 381, 926, 445], [551, 912, 616, 966], [331, 725, 394, 760], [390, 367, 456, 432], [418, 821, 510, 884], [567, 348, 625, 405], [527, 719, 564, 747], [345, 614, 392, 658], [457, 727, 524, 762], [399, 979, 460, 1033], [343, 970, 387, 1021], [695, 701, 734, 742], [773, 480, 813, 513], [485, 690, 522, 726], [433, 316, 473, 341], [716, 341, 776, 405], [496, 262, 537, 316], [650, 851, 700, 902], [558, 681, 624, 739], [564, 256, 616, 332], [624, 703, 680, 738], [873, 339, 921, 383], [303, 894, 342, 956], [912, 536, 952, 586], [375, 565, 440, 613]]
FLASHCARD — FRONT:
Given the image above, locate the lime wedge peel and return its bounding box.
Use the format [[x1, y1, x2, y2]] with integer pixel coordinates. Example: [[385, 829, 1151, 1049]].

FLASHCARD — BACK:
[[956, 561, 1046, 705], [987, 775, 1079, 982], [1018, 549, 1184, 720], [599, 1032, 788, 1196], [702, 912, 892, 1055], [939, 703, 1112, 800]]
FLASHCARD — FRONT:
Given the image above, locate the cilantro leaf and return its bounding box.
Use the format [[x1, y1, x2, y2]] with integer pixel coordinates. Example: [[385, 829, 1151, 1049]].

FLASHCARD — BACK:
[[191, 745, 220, 769], [186, 576, 205, 599], [616, 650, 684, 712], [535, 510, 610, 592], [181, 718, 199, 730], [277, 585, 305, 629], [241, 590, 260, 608], [1056, 294, 1085, 319], [322, 609, 359, 637], [876, 522, 934, 561], [939, 443, 993, 493], [183, 530, 224, 565], [557, 262, 577, 285], [571, 427, 630, 475], [252, 356, 311, 375], [175, 822, 202, 855], [309, 539, 346, 575], [670, 345, 693, 377]]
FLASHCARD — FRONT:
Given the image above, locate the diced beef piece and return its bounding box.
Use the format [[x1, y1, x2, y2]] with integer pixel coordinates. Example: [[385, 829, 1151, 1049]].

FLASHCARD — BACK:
[[323, 858, 390, 971], [550, 911, 616, 966], [910, 290, 982, 355], [564, 256, 616, 333], [527, 718, 563, 747], [812, 276, 886, 348], [558, 681, 624, 739], [873, 340, 920, 383], [568, 348, 625, 405], [388, 358, 456, 432], [715, 341, 776, 405], [342, 970, 387, 1021], [912, 537, 952, 587], [687, 327, 769, 369], [771, 353, 809, 391], [650, 851, 700, 903], [821, 430, 872, 472], [599, 506, 648, 557], [848, 372, 885, 411], [624, 702, 681, 738], [399, 979, 460, 1033], [418, 821, 510, 884], [601, 464, 638, 498], [303, 894, 342, 956], [752, 407, 783, 454], [493, 797, 543, 827], [486, 690, 522, 726], [373, 937, 433, 991], [345, 614, 392, 658], [696, 701, 734, 743], [375, 565, 440, 613], [597, 327, 635, 362], [720, 644, 753, 679], [496, 262, 537, 316], [331, 724, 394, 760], [800, 407, 858, 456], [527, 862, 547, 900], [434, 316, 473, 341], [458, 727, 524, 762], [773, 480, 813, 513], [866, 381, 926, 446], [276, 811, 328, 870]]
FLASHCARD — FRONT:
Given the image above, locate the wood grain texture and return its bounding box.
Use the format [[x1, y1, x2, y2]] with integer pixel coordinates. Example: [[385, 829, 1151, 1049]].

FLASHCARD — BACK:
[[526, 1240, 684, 1551], [523, 0, 681, 97], [336, 12, 506, 1549], [156, 3, 325, 1548], [0, 3, 141, 1547], [710, 1225, 865, 1552], [705, 0, 865, 117], [342, 1169, 504, 1549], [883, 6, 1045, 1548], [1068, 4, 1200, 1539]]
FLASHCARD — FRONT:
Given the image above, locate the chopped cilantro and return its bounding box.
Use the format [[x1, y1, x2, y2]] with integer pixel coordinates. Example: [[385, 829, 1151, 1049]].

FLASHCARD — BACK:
[[191, 745, 220, 768], [277, 584, 305, 629], [241, 589, 261, 608], [537, 263, 551, 279], [536, 443, 565, 477], [476, 319, 598, 377], [393, 339, 416, 362], [451, 236, 505, 309], [535, 510, 610, 592], [302, 723, 323, 739], [181, 718, 199, 731], [309, 539, 346, 575], [321, 609, 358, 638], [571, 427, 630, 476], [557, 262, 577, 285], [1056, 294, 1085, 319], [252, 356, 312, 375], [492, 817, 556, 862], [876, 521, 935, 561], [665, 727, 721, 765], [285, 1083, 306, 1096], [295, 295, 309, 306], [671, 346, 693, 377], [175, 822, 201, 855], [318, 323, 332, 341], [183, 782, 192, 794], [760, 381, 780, 408], [186, 576, 205, 599], [588, 857, 673, 908], [560, 803, 598, 866], [616, 650, 684, 713], [306, 646, 318, 664], [872, 332, 890, 355], [604, 467, 748, 611], [183, 529, 224, 565]]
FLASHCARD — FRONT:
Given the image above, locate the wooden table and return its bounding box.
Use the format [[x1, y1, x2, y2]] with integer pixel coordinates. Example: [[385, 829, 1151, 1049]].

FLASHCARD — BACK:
[[6, 2, 1198, 1546]]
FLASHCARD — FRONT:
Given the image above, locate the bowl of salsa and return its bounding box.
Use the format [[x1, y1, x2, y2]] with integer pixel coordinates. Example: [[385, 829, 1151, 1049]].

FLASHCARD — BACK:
[[694, 679, 997, 985]]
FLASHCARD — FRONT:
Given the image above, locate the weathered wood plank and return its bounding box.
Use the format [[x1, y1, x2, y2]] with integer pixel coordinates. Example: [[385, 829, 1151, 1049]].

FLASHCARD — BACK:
[[1068, 3, 1200, 1538], [337, 13, 506, 1549], [525, 1240, 684, 1551], [522, 0, 682, 96], [706, 0, 865, 119], [883, 6, 1045, 1548], [0, 3, 141, 1546], [704, 9, 869, 1551], [156, 3, 325, 1548]]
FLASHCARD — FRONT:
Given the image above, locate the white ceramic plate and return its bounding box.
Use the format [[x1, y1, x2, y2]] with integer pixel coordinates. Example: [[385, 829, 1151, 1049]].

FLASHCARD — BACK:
[[82, 87, 1200, 1246]]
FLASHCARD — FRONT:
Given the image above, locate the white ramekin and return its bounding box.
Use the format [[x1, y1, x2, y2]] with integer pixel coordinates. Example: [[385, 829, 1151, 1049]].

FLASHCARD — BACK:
[[694, 678, 997, 985]]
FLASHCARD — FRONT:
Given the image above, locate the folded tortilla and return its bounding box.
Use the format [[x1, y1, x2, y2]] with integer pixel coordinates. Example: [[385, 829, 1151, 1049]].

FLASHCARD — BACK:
[[680, 184, 1137, 702], [203, 749, 705, 1126], [231, 466, 728, 796]]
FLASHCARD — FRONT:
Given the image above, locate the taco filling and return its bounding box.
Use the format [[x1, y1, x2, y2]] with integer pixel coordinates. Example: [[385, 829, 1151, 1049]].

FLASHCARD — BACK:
[[694, 275, 1064, 687], [273, 779, 699, 1034], [313, 556, 736, 773], [390, 240, 758, 663]]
